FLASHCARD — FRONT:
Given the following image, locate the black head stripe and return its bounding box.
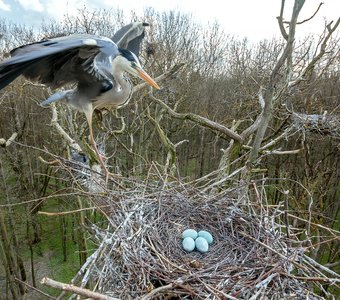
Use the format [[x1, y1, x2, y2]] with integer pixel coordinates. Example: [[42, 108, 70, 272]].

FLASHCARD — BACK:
[[119, 48, 137, 62]]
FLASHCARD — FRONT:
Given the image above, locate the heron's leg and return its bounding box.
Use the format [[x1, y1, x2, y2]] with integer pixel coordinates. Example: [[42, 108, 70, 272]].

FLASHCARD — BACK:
[[40, 90, 72, 106], [85, 110, 112, 183]]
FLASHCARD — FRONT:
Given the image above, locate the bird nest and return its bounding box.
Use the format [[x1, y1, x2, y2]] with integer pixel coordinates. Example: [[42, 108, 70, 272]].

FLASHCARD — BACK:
[[65, 172, 333, 300], [291, 112, 340, 139]]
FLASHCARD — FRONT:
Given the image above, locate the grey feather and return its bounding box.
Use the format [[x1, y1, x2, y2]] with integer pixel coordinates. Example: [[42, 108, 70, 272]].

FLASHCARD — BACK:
[[112, 22, 149, 57], [0, 25, 158, 178], [0, 35, 119, 90], [0, 25, 153, 114]]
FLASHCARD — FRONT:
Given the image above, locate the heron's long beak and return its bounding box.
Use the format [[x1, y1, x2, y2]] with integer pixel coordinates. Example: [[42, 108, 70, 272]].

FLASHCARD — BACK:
[[136, 67, 160, 90]]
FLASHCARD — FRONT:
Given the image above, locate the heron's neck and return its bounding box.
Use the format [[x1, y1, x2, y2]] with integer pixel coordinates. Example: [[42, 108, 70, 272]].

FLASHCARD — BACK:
[[111, 63, 131, 93], [92, 60, 132, 109]]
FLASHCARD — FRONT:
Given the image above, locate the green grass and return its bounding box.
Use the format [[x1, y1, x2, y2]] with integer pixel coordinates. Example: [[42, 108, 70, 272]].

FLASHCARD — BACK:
[[10, 196, 94, 297]]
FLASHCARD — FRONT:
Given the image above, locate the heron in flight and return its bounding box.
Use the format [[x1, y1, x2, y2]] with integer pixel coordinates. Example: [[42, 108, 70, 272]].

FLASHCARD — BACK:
[[0, 22, 160, 179]]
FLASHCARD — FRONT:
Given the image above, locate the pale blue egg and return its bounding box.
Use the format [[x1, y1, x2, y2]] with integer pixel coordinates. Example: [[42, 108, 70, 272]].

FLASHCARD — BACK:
[[182, 229, 198, 240], [182, 237, 195, 252], [195, 237, 209, 253], [198, 230, 213, 244]]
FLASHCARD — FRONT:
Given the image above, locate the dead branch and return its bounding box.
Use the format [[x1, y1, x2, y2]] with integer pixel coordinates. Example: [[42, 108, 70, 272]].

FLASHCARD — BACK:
[[248, 0, 306, 164], [303, 255, 340, 278], [296, 2, 324, 25], [240, 91, 265, 140], [277, 0, 289, 40], [14, 277, 56, 300], [0, 132, 18, 147], [140, 284, 173, 300], [289, 17, 340, 88], [50, 104, 82, 153], [263, 148, 303, 155], [149, 94, 243, 142], [37, 205, 110, 216], [147, 112, 177, 174], [40, 277, 119, 300]]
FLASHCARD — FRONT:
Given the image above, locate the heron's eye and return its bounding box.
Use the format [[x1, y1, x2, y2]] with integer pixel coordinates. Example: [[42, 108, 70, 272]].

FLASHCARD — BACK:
[[131, 62, 137, 68]]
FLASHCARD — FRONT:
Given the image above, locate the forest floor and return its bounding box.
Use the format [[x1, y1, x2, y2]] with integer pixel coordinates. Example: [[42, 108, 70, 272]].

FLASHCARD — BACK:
[[0, 209, 82, 299]]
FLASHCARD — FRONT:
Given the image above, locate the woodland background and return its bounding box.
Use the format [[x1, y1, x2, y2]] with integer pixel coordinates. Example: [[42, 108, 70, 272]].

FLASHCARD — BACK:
[[0, 3, 339, 299]]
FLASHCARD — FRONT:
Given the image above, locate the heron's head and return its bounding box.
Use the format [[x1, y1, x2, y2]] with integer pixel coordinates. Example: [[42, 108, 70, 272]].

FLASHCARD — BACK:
[[118, 48, 160, 89]]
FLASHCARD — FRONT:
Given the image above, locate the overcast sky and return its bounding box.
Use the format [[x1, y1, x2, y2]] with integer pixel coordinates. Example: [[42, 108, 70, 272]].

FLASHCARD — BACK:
[[0, 0, 339, 41]]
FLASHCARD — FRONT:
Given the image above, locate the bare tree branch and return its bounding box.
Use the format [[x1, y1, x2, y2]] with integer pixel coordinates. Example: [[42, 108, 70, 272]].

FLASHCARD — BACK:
[[14, 277, 56, 300], [289, 17, 340, 88], [0, 132, 18, 147], [263, 148, 303, 155], [40, 277, 119, 300], [149, 95, 243, 142], [296, 2, 324, 25], [277, 0, 289, 40], [49, 104, 82, 153], [248, 0, 305, 164]]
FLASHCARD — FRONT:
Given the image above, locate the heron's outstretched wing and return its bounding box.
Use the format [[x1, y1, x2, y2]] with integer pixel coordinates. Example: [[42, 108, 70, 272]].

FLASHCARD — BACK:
[[112, 22, 149, 57], [0, 34, 119, 91]]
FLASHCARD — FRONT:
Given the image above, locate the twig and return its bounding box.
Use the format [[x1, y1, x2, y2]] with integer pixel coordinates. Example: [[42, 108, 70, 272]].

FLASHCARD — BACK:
[[40, 277, 119, 300], [259, 127, 294, 151], [284, 191, 290, 239], [263, 149, 303, 155], [285, 212, 340, 235], [240, 231, 306, 270], [201, 166, 245, 192], [38, 205, 110, 216], [140, 284, 173, 300], [289, 17, 340, 88], [303, 255, 340, 278], [279, 272, 340, 283], [14, 277, 57, 300], [0, 192, 80, 208], [296, 2, 324, 25], [304, 236, 339, 251]]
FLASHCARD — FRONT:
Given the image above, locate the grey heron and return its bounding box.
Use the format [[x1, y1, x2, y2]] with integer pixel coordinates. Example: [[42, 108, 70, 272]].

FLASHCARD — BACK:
[[0, 22, 160, 180]]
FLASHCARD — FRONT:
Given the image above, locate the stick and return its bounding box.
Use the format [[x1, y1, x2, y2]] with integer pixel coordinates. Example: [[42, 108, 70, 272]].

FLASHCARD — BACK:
[[37, 205, 110, 216], [149, 94, 243, 142], [140, 284, 173, 300], [40, 277, 119, 300], [14, 277, 56, 299]]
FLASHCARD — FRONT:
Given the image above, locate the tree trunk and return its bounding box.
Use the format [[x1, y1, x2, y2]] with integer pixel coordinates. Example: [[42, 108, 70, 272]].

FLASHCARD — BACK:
[[60, 215, 67, 262], [0, 211, 26, 296]]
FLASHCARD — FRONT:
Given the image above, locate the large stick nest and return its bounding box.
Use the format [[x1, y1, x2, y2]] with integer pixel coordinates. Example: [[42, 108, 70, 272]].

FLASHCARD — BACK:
[[291, 112, 340, 139], [64, 170, 335, 300]]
